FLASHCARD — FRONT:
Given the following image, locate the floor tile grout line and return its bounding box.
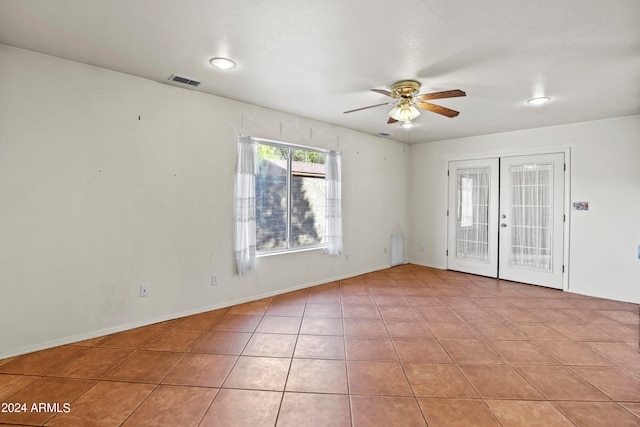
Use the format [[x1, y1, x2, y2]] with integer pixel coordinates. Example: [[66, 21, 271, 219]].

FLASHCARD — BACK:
[[412, 276, 549, 413], [40, 346, 93, 378], [338, 277, 359, 427], [3, 266, 639, 427], [407, 284, 493, 408], [369, 275, 435, 427], [195, 388, 219, 427], [115, 382, 163, 427], [425, 284, 554, 406]]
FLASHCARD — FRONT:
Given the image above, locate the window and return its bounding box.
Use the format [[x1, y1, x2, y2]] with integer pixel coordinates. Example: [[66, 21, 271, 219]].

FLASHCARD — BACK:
[[255, 140, 327, 253]]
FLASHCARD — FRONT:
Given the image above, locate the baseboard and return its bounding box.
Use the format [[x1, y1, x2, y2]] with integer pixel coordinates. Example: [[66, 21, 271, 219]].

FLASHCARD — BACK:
[[1, 265, 395, 360]]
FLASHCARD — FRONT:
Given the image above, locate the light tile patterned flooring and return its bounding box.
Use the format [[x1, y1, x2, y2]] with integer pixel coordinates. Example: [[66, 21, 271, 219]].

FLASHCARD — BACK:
[[1, 264, 639, 426]]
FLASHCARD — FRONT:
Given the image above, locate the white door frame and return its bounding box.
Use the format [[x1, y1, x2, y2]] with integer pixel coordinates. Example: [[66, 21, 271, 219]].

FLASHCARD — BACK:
[[444, 147, 571, 291]]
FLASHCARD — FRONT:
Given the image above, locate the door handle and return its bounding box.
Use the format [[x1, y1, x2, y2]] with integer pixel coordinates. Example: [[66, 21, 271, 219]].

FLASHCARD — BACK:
[[501, 214, 506, 218], [501, 223, 507, 228]]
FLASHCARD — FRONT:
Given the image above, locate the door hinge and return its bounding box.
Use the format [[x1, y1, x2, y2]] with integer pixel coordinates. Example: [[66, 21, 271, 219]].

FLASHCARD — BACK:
[[564, 163, 566, 171], [446, 209, 449, 217], [447, 170, 450, 176], [562, 265, 565, 273], [446, 250, 449, 256], [563, 214, 566, 222]]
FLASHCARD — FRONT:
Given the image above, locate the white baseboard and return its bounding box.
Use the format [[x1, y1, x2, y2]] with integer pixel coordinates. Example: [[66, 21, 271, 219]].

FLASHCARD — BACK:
[[1, 265, 394, 360]]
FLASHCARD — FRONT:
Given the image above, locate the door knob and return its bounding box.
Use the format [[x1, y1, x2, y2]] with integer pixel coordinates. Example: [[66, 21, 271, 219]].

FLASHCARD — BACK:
[[501, 223, 507, 227], [501, 214, 506, 218]]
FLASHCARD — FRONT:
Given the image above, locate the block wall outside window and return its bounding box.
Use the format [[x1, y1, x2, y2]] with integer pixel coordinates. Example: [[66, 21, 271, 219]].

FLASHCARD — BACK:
[[256, 142, 326, 253]]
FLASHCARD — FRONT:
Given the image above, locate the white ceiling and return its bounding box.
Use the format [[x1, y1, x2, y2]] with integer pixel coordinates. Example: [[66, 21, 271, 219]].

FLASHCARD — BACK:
[[1, 0, 639, 143]]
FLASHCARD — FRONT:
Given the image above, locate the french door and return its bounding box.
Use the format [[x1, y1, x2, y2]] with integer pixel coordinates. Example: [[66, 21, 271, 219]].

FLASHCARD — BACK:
[[447, 158, 499, 277], [447, 153, 565, 289]]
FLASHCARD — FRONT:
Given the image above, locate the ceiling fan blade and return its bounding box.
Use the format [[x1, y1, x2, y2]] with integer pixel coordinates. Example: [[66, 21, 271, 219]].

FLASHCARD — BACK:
[[417, 89, 466, 101], [370, 88, 396, 98], [343, 102, 393, 114], [387, 117, 398, 124], [416, 102, 460, 118]]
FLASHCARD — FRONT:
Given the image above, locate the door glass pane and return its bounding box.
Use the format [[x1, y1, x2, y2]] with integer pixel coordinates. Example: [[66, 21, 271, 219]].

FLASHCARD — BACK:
[[508, 163, 553, 271], [455, 167, 490, 262]]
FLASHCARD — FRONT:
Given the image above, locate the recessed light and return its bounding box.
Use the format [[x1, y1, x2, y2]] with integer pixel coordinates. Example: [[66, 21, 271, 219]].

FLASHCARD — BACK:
[[210, 57, 236, 70], [527, 96, 551, 105]]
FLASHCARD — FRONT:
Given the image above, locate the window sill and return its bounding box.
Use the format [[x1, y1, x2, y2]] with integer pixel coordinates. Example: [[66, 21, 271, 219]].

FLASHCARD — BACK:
[[257, 245, 327, 258]]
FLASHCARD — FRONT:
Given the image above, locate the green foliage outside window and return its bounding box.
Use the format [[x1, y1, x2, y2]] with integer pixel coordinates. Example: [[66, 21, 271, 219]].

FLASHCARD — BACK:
[[258, 144, 325, 164]]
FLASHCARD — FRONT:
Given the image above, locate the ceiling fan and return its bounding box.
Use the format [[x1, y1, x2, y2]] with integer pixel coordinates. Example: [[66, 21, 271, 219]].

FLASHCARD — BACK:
[[344, 80, 466, 127]]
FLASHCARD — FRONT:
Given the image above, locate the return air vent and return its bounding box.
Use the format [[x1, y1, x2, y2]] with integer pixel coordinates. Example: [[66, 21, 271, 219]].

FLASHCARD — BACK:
[[390, 234, 404, 267], [168, 74, 201, 87]]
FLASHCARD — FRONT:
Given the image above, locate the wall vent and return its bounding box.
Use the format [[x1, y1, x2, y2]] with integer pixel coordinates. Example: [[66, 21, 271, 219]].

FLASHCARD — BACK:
[[168, 74, 201, 87], [390, 234, 404, 267]]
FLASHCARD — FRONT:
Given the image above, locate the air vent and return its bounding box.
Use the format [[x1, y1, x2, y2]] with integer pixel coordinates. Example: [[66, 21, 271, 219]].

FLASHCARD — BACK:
[[377, 132, 393, 137], [168, 74, 201, 87]]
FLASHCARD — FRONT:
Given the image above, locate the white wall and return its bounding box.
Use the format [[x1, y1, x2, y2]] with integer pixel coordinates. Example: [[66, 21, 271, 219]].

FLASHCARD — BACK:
[[0, 45, 409, 358], [409, 115, 640, 304]]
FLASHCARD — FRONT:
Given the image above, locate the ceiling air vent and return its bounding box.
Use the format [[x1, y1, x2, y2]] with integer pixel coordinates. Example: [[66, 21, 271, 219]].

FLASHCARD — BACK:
[[168, 74, 201, 87]]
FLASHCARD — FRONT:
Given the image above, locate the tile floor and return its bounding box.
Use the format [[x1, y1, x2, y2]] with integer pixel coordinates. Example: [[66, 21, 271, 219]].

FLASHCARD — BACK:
[[1, 264, 639, 426]]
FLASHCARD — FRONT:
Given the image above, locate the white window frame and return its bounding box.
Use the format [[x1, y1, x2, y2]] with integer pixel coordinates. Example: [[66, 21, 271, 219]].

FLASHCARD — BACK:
[[254, 137, 329, 256]]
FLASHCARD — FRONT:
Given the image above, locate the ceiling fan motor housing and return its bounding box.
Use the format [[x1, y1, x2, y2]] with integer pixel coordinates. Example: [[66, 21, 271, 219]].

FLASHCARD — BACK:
[[390, 80, 421, 98]]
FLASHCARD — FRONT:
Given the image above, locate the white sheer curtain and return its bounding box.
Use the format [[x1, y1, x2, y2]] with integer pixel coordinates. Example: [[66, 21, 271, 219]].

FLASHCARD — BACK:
[[456, 167, 490, 262], [234, 136, 257, 275], [509, 164, 553, 271], [325, 151, 343, 256]]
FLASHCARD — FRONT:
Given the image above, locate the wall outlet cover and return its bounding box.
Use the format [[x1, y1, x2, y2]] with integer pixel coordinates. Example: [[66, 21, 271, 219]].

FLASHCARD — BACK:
[[140, 284, 150, 297]]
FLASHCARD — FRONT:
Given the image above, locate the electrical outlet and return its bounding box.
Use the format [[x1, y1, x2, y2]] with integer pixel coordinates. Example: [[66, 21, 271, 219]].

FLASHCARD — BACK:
[[420, 245, 425, 252], [211, 274, 218, 286], [345, 253, 349, 261], [139, 284, 150, 297], [384, 247, 387, 253]]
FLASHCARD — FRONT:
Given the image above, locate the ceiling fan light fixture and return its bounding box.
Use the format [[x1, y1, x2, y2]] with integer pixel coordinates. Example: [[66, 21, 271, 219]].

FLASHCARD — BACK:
[[400, 121, 415, 129], [527, 96, 551, 105], [210, 57, 237, 70], [389, 102, 420, 121]]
